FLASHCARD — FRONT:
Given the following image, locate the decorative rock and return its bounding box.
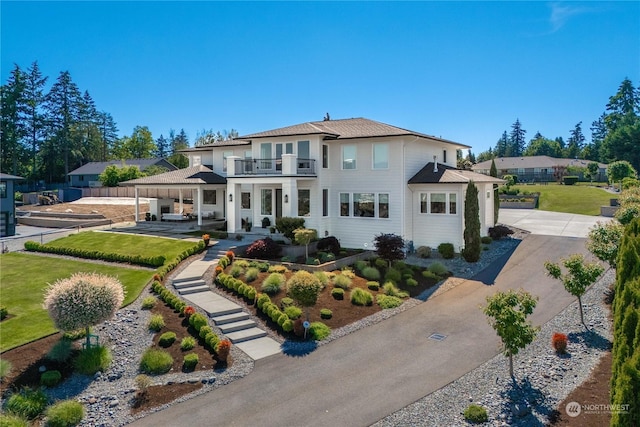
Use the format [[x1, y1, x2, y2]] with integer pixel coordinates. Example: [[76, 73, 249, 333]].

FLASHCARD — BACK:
[[39, 365, 47, 373]]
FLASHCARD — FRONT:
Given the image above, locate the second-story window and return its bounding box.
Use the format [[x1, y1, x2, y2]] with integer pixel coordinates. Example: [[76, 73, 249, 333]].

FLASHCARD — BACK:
[[373, 144, 388, 169], [193, 155, 201, 166], [342, 145, 356, 170], [322, 144, 329, 168], [222, 151, 233, 172]]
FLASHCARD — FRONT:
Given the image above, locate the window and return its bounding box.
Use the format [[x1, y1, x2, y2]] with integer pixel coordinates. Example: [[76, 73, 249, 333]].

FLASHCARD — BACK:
[[322, 189, 328, 216], [298, 189, 310, 216], [203, 190, 216, 204], [261, 189, 272, 215], [340, 193, 350, 216], [430, 193, 446, 214], [260, 143, 272, 169], [193, 155, 201, 166], [373, 144, 388, 169], [241, 192, 251, 209], [353, 193, 375, 217], [222, 151, 233, 171], [79, 175, 84, 181], [379, 193, 389, 218], [0, 182, 6, 199], [342, 145, 356, 170], [244, 150, 253, 173], [420, 192, 458, 214], [443, 150, 447, 164], [322, 145, 329, 168]]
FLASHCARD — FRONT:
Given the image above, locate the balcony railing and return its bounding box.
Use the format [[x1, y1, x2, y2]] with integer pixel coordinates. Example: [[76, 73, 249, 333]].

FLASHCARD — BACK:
[[232, 158, 316, 176]]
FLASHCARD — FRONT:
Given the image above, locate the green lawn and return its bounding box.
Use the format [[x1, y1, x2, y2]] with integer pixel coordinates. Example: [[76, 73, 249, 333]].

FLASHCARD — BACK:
[[511, 183, 613, 215], [0, 253, 153, 352], [43, 231, 198, 266]]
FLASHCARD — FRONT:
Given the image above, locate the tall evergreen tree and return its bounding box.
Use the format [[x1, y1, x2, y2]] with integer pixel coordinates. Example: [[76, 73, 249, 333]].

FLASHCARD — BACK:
[[0, 65, 26, 176], [43, 71, 82, 183], [97, 111, 118, 161], [73, 90, 103, 165], [168, 128, 189, 168], [507, 119, 526, 157], [22, 61, 47, 182], [604, 78, 639, 131], [601, 79, 640, 170], [154, 134, 169, 158], [494, 131, 508, 157], [462, 181, 481, 262], [565, 122, 585, 159]]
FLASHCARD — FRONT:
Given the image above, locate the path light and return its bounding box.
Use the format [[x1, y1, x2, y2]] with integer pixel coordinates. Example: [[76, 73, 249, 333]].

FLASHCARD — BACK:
[[284, 194, 289, 203], [229, 194, 233, 202]]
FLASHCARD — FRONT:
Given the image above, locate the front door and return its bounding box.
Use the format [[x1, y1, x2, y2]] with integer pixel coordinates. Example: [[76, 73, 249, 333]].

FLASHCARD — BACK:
[[276, 189, 283, 219]]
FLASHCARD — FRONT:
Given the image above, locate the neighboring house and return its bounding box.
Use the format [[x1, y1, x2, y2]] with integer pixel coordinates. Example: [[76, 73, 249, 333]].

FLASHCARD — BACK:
[[472, 156, 608, 183], [0, 173, 24, 237], [123, 117, 503, 251], [68, 158, 178, 187]]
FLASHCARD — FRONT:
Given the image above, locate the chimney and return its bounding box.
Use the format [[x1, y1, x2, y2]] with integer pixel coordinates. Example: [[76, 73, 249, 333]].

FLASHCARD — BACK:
[[433, 155, 438, 172]]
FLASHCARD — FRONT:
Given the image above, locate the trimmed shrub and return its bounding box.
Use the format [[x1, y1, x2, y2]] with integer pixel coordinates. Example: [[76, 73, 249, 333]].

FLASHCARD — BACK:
[[182, 305, 196, 319], [421, 270, 441, 281], [180, 336, 196, 351], [333, 273, 352, 290], [377, 294, 403, 309], [73, 345, 112, 375], [261, 273, 285, 295], [280, 297, 294, 308], [268, 265, 289, 274], [367, 281, 380, 291], [245, 237, 282, 259], [406, 278, 418, 287], [199, 325, 213, 340], [229, 264, 243, 278], [45, 400, 84, 427], [205, 332, 220, 351], [5, 387, 48, 420], [40, 370, 62, 387], [148, 314, 165, 332], [351, 288, 374, 306], [563, 176, 579, 185], [463, 404, 488, 424], [437, 243, 455, 259], [275, 217, 305, 240], [158, 332, 177, 347], [277, 312, 289, 327], [282, 319, 294, 332], [462, 180, 481, 263], [140, 348, 173, 374], [331, 288, 344, 300], [141, 296, 156, 310], [317, 236, 341, 255], [182, 353, 199, 371], [257, 294, 271, 310], [481, 236, 493, 244], [245, 267, 260, 282], [189, 313, 208, 332], [428, 262, 449, 276], [384, 267, 402, 285], [284, 306, 302, 320], [215, 339, 231, 362], [287, 271, 322, 308], [552, 332, 568, 354], [320, 308, 333, 319], [309, 322, 331, 340], [354, 260, 368, 272], [488, 225, 514, 240], [361, 266, 381, 281], [416, 246, 431, 258], [47, 339, 73, 363]]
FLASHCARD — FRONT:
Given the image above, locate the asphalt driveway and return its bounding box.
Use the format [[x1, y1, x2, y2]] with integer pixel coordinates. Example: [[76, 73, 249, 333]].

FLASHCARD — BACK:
[[130, 234, 592, 427]]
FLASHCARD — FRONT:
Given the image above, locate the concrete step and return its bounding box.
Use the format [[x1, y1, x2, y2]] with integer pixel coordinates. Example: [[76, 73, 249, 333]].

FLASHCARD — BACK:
[[177, 285, 210, 295], [212, 312, 250, 324], [172, 275, 204, 284], [225, 327, 267, 343], [218, 319, 256, 334], [173, 279, 205, 289]]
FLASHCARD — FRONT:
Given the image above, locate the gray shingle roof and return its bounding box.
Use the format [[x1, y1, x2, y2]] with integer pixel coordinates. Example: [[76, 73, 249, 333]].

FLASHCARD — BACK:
[[0, 173, 25, 180], [472, 156, 607, 171], [120, 165, 226, 186], [69, 159, 177, 175], [409, 163, 505, 184], [235, 117, 470, 148]]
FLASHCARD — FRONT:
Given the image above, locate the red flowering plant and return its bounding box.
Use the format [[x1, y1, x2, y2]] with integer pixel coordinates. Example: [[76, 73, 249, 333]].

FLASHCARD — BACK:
[[225, 250, 235, 262], [216, 339, 232, 362], [183, 306, 196, 320], [552, 332, 568, 354]]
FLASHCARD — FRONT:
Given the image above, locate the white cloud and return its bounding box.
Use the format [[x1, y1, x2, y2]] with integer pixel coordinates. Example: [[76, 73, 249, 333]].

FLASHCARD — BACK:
[[548, 2, 588, 32]]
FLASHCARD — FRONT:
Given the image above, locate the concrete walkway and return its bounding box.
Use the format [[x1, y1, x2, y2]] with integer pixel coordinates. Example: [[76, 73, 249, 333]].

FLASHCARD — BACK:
[[130, 234, 590, 427], [499, 208, 612, 238]]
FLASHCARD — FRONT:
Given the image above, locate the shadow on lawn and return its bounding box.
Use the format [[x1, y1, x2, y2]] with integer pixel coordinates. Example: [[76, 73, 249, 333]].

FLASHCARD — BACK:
[[281, 339, 317, 357]]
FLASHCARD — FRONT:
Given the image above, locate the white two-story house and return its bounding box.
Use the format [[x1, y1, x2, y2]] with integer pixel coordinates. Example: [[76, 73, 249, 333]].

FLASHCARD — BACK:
[[125, 117, 503, 251]]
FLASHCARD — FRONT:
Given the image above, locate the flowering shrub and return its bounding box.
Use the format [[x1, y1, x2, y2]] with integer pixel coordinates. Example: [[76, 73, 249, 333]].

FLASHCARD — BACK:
[[182, 305, 196, 320], [214, 265, 223, 275], [216, 339, 231, 362], [244, 237, 282, 259], [225, 250, 235, 262], [43, 273, 125, 348], [552, 332, 568, 354], [202, 234, 210, 241]]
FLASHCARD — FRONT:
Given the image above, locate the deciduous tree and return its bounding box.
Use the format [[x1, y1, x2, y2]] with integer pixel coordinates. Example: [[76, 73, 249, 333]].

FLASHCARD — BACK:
[[374, 233, 405, 268]]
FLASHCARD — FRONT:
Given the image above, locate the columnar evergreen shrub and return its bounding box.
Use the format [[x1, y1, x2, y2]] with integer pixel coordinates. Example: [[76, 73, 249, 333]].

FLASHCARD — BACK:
[[43, 272, 125, 350], [462, 182, 482, 263], [491, 158, 500, 225]]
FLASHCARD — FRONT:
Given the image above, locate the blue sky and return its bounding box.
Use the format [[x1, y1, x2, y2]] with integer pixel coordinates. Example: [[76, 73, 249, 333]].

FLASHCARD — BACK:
[[2, 1, 639, 155]]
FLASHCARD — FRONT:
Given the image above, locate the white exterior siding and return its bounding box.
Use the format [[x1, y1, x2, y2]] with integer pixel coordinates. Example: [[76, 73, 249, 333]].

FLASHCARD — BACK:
[[410, 184, 463, 250]]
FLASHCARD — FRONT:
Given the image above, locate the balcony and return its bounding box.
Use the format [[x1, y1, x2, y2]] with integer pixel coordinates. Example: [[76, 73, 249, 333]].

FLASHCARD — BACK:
[[229, 154, 316, 176]]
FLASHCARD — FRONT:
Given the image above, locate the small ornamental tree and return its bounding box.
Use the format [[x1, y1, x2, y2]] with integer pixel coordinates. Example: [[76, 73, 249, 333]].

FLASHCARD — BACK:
[[374, 233, 405, 268], [43, 272, 125, 349], [483, 289, 539, 378], [587, 221, 624, 268], [294, 228, 317, 260], [585, 161, 600, 183], [490, 159, 500, 225], [462, 181, 481, 262], [287, 271, 322, 321], [545, 254, 604, 329], [607, 160, 637, 190]]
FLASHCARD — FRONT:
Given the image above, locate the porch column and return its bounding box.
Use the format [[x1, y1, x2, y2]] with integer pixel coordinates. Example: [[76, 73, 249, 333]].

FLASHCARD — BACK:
[[282, 178, 297, 218], [197, 186, 203, 226], [178, 189, 184, 214], [227, 182, 240, 231], [134, 187, 139, 222]]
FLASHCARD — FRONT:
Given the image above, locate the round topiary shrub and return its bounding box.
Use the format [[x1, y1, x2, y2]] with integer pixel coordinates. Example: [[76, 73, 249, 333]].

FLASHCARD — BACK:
[[180, 336, 196, 351], [280, 297, 294, 309], [331, 288, 345, 300], [284, 306, 302, 320], [309, 322, 331, 340], [189, 313, 208, 332], [147, 314, 165, 332], [158, 332, 177, 347], [350, 288, 374, 306], [140, 348, 173, 375], [361, 266, 381, 281], [45, 399, 84, 427], [282, 319, 294, 332], [182, 353, 199, 371], [437, 243, 455, 259], [416, 245, 432, 258], [40, 370, 62, 387], [428, 262, 449, 276], [367, 281, 380, 291], [199, 325, 213, 339], [320, 308, 332, 319], [463, 404, 488, 423], [406, 278, 418, 287], [261, 273, 285, 295]]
